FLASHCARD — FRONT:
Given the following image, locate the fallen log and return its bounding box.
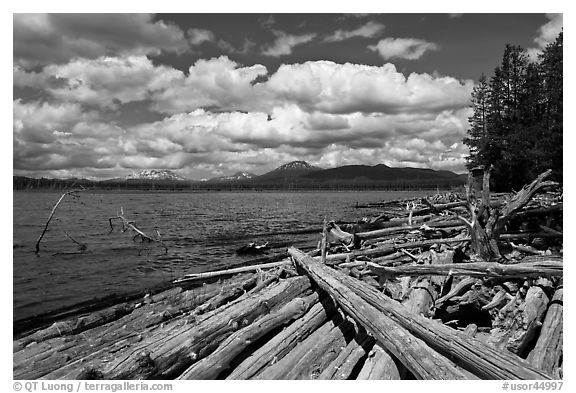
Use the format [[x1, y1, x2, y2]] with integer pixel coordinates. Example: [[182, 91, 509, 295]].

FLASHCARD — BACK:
[[289, 247, 553, 380], [178, 293, 320, 379], [14, 302, 134, 351], [226, 295, 336, 379], [527, 286, 562, 376], [192, 274, 258, 316], [317, 331, 375, 380], [357, 343, 401, 380], [369, 260, 563, 280], [255, 316, 356, 379], [489, 286, 550, 356], [322, 245, 397, 265], [13, 275, 256, 379], [174, 260, 290, 283], [42, 276, 312, 379], [288, 248, 471, 379], [355, 219, 464, 240]]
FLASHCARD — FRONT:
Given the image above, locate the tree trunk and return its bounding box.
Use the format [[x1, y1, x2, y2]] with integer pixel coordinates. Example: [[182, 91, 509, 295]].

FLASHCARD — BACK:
[[317, 331, 375, 380], [38, 276, 312, 379], [357, 343, 401, 380], [369, 259, 562, 280], [255, 315, 356, 379], [227, 295, 336, 380], [527, 287, 562, 377], [288, 248, 472, 380], [178, 293, 320, 379], [289, 247, 553, 380]]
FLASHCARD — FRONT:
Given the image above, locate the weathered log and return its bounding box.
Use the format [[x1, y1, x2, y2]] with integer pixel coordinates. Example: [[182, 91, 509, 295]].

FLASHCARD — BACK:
[[369, 260, 562, 280], [317, 331, 375, 380], [192, 274, 258, 316], [402, 276, 436, 318], [527, 287, 562, 376], [395, 236, 471, 250], [357, 343, 401, 380], [178, 293, 320, 379], [288, 248, 471, 379], [289, 247, 553, 379], [246, 267, 283, 295], [13, 275, 255, 379], [227, 295, 336, 379], [463, 324, 478, 337], [174, 260, 290, 283], [323, 245, 397, 265], [14, 302, 134, 351], [489, 286, 550, 356], [40, 276, 311, 379], [355, 219, 464, 240], [255, 316, 356, 379]]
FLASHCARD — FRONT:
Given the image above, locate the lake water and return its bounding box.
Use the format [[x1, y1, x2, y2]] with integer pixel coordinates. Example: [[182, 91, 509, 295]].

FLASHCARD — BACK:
[[13, 190, 428, 321]]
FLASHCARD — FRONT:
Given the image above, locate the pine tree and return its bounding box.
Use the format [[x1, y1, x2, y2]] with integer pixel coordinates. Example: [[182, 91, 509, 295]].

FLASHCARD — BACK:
[[463, 74, 491, 169]]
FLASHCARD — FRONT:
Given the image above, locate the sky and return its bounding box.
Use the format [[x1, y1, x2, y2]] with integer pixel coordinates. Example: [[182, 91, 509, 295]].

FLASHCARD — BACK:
[[12, 12, 563, 180]]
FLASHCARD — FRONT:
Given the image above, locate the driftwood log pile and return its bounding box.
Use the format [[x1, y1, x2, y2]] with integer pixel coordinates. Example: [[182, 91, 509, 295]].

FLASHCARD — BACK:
[[14, 171, 562, 380]]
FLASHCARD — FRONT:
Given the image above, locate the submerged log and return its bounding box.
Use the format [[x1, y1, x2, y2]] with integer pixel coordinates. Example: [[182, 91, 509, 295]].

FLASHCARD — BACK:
[[227, 295, 336, 380], [178, 293, 320, 379], [289, 247, 553, 380], [369, 259, 563, 280], [288, 248, 471, 379], [357, 343, 401, 380], [527, 286, 562, 376]]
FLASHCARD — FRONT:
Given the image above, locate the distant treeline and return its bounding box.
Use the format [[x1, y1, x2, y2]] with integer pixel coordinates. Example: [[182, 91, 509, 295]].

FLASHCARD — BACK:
[[464, 32, 562, 191], [13, 176, 465, 192]]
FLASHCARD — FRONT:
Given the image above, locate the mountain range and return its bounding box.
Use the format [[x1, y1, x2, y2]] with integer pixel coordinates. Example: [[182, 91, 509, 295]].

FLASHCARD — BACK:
[[13, 161, 467, 190]]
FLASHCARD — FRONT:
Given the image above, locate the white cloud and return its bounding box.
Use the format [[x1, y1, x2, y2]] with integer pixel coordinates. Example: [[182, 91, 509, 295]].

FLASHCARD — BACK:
[[369, 38, 439, 60], [265, 61, 473, 115], [527, 13, 562, 61], [325, 21, 385, 42], [13, 13, 189, 67], [41, 56, 183, 109], [151, 56, 268, 113], [188, 28, 216, 45], [262, 31, 316, 57]]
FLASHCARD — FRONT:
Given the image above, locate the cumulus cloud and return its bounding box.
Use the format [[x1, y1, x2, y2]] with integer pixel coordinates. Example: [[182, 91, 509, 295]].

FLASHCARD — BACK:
[[265, 61, 473, 115], [324, 21, 385, 42], [13, 13, 189, 67], [40, 56, 183, 109], [369, 38, 439, 60], [14, 53, 475, 178], [262, 31, 316, 57], [151, 56, 268, 113], [527, 13, 563, 61], [188, 28, 216, 45]]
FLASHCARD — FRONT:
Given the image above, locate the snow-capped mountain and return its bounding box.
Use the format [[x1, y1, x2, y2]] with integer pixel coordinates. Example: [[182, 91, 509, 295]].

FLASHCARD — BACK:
[[208, 171, 256, 182], [275, 161, 319, 171], [125, 169, 186, 181], [255, 161, 322, 182]]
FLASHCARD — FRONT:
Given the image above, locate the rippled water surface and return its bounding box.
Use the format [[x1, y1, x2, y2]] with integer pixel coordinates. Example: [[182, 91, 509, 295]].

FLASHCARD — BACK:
[[13, 190, 427, 320]]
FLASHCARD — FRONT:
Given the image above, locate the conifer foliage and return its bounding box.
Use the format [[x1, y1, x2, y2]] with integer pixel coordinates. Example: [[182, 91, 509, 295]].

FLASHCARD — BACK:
[[463, 32, 563, 191]]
